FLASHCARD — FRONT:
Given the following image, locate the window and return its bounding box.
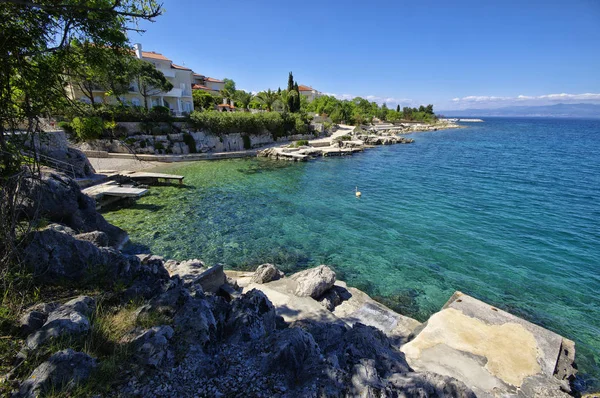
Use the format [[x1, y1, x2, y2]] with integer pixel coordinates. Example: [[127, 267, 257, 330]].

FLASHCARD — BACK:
[[131, 98, 141, 107], [94, 96, 103, 104], [80, 97, 91, 104]]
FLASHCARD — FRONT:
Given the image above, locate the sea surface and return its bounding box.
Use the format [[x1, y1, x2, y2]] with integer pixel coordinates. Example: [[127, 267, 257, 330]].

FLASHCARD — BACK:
[[104, 118, 600, 390]]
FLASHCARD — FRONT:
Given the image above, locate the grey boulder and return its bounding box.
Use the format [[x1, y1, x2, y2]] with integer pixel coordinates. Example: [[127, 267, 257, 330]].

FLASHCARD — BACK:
[[130, 325, 175, 368], [291, 265, 336, 298], [18, 349, 96, 397], [26, 296, 95, 350], [251, 263, 284, 284], [74, 230, 109, 247]]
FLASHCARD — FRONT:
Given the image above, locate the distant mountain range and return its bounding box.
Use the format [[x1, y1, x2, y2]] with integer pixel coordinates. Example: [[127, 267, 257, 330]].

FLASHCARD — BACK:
[[438, 103, 600, 118]]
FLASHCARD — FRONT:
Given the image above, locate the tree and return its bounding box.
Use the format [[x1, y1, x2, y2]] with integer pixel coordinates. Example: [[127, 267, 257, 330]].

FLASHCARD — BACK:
[[293, 82, 301, 112], [66, 41, 139, 106], [193, 90, 221, 110], [223, 78, 236, 93], [0, 0, 163, 275], [256, 89, 278, 112], [379, 103, 389, 121], [133, 60, 173, 110], [396, 104, 400, 112], [234, 90, 254, 112]]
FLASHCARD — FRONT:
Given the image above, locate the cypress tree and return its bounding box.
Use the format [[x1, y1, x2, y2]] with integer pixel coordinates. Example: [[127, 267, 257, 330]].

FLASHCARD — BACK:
[[293, 82, 301, 112], [287, 72, 294, 92], [396, 104, 400, 112]]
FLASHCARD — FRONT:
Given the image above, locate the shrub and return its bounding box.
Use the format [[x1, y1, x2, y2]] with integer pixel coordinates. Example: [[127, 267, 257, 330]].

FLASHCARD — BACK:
[[71, 116, 104, 141], [323, 121, 332, 131], [183, 133, 197, 153], [293, 139, 309, 147], [189, 110, 310, 139], [154, 141, 165, 151], [57, 121, 73, 134]]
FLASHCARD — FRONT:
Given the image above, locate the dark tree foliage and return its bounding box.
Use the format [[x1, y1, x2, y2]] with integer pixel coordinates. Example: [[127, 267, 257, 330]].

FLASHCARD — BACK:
[[0, 0, 163, 277]]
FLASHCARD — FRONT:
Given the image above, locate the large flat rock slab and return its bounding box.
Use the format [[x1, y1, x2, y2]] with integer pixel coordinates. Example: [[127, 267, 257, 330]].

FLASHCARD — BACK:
[[225, 271, 421, 343], [401, 291, 568, 397], [332, 281, 421, 345]]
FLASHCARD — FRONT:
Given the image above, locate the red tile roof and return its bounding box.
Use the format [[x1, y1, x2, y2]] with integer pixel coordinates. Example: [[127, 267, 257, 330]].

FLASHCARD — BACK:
[[171, 63, 192, 71], [192, 84, 219, 92], [206, 77, 224, 83], [193, 73, 205, 77], [298, 85, 315, 92], [217, 104, 235, 108], [141, 51, 171, 61]]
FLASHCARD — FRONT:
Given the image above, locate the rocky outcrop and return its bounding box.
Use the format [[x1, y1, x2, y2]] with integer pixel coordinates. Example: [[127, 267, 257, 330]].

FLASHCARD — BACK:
[[25, 296, 95, 350], [318, 284, 352, 311], [18, 349, 96, 398], [29, 131, 95, 177], [290, 265, 336, 298], [251, 263, 284, 284], [19, 172, 128, 248], [355, 134, 415, 145], [22, 226, 138, 283], [224, 289, 278, 343], [129, 325, 175, 368], [74, 230, 109, 247], [163, 258, 207, 286]]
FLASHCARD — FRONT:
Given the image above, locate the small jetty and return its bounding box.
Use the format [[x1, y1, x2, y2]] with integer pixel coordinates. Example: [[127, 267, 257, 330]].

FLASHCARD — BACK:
[[81, 170, 184, 209], [121, 171, 184, 185], [82, 181, 148, 209]]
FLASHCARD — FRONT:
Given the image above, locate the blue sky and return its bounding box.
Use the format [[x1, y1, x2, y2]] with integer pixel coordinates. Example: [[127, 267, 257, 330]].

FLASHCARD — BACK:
[[131, 0, 600, 110]]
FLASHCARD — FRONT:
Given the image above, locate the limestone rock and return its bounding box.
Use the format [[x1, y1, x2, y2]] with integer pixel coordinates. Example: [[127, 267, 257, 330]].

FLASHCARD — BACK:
[[19, 302, 60, 336], [130, 325, 174, 368], [318, 285, 352, 311], [74, 230, 109, 247], [19, 171, 127, 248], [224, 289, 278, 343], [290, 265, 336, 298], [26, 296, 95, 350], [18, 349, 96, 398], [251, 263, 284, 284], [387, 371, 478, 398], [518, 374, 573, 398], [164, 258, 207, 286], [266, 327, 323, 383], [174, 295, 217, 348], [22, 226, 139, 284]]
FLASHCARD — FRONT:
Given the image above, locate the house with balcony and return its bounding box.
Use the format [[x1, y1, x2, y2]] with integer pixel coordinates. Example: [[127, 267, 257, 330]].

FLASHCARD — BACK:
[[192, 74, 225, 94], [66, 43, 194, 116], [298, 85, 322, 102]]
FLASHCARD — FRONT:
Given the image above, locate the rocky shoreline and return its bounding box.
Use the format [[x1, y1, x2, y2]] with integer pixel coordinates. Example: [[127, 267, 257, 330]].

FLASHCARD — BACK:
[[257, 121, 463, 162], [2, 170, 581, 397]]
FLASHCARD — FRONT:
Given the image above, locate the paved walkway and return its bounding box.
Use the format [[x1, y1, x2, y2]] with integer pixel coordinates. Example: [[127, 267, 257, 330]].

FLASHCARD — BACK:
[[310, 124, 355, 145]]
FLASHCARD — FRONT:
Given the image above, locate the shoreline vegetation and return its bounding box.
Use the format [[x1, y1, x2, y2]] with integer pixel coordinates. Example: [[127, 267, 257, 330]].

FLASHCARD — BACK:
[[0, 1, 594, 397]]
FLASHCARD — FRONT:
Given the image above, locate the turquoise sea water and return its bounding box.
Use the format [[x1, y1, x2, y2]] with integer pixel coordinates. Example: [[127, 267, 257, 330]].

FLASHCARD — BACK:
[[104, 118, 600, 390]]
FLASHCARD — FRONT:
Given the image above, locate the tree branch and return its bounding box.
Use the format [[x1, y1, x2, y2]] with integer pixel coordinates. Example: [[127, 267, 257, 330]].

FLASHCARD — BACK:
[[0, 0, 163, 19]]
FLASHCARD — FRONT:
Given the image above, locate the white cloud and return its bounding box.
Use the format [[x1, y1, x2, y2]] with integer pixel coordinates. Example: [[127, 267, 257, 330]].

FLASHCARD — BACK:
[[324, 92, 413, 106], [452, 92, 600, 104]]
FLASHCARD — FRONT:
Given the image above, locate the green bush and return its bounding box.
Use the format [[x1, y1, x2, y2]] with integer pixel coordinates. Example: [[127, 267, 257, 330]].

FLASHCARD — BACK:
[[183, 133, 197, 153], [57, 121, 73, 134], [189, 110, 311, 139], [71, 116, 104, 141], [293, 139, 309, 147], [323, 121, 332, 131]]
